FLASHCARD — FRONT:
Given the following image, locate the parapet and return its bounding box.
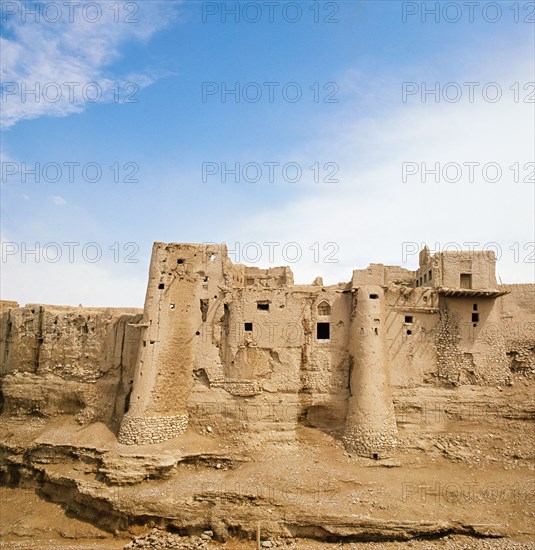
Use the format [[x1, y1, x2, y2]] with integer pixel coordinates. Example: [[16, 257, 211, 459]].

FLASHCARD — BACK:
[[351, 264, 413, 288], [231, 265, 294, 287]]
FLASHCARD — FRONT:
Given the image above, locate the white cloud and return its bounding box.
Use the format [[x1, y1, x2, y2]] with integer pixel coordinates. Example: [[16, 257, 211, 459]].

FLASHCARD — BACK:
[[234, 47, 535, 286], [51, 195, 66, 205], [0, 1, 180, 128], [0, 233, 147, 307]]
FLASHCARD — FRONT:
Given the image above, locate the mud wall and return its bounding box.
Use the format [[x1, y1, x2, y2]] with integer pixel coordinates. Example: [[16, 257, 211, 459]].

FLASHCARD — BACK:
[[0, 302, 142, 428]]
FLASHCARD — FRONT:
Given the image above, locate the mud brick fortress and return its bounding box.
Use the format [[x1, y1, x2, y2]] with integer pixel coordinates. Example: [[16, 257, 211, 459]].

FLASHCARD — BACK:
[[1, 243, 533, 459], [116, 243, 533, 455]]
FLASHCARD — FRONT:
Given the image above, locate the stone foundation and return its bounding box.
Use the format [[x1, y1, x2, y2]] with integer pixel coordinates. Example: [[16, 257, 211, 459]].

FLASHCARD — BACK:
[[343, 423, 398, 459], [118, 414, 188, 445]]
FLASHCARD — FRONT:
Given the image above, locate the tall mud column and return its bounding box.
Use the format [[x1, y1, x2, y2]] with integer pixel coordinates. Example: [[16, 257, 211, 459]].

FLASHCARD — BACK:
[[119, 242, 224, 445], [343, 286, 397, 458]]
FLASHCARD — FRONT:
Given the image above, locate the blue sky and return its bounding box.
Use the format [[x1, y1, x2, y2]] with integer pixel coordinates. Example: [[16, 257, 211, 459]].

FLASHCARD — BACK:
[[1, 1, 534, 306]]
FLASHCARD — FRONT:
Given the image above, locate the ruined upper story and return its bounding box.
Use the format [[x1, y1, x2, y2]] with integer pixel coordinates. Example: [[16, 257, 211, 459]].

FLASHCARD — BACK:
[[152, 242, 505, 294], [415, 246, 500, 291]]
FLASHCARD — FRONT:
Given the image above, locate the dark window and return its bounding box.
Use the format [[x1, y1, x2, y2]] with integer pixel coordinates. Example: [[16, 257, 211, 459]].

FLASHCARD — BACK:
[[472, 313, 479, 323], [428, 270, 432, 280], [158, 283, 165, 289], [244, 322, 253, 332], [317, 322, 330, 340], [415, 280, 419, 287], [405, 316, 413, 323], [406, 330, 412, 335], [473, 303, 478, 311], [373, 453, 379, 460], [200, 299, 209, 322], [257, 302, 270, 311], [369, 294, 379, 300], [423, 274, 427, 283], [177, 259, 184, 265]]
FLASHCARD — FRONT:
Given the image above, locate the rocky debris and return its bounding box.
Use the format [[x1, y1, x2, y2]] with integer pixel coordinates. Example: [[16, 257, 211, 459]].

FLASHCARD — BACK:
[[124, 528, 217, 549], [122, 531, 535, 550], [123, 530, 298, 549], [342, 538, 535, 549]]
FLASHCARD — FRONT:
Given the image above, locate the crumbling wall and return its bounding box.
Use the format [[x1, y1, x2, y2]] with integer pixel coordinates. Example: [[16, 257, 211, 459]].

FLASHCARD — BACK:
[[187, 281, 352, 445], [434, 296, 509, 385], [351, 264, 413, 287], [0, 303, 141, 426], [499, 284, 535, 374], [386, 286, 439, 387]]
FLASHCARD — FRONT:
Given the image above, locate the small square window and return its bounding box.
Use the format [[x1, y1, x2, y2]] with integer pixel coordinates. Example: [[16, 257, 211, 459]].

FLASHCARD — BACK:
[[177, 259, 184, 265], [369, 294, 379, 300], [405, 316, 413, 323], [317, 322, 330, 340], [257, 302, 270, 311], [406, 330, 412, 335], [244, 322, 253, 332], [158, 283, 165, 290]]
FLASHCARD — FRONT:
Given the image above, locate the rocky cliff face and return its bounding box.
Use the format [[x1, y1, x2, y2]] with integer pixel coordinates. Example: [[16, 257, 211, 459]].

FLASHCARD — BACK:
[[0, 301, 142, 429]]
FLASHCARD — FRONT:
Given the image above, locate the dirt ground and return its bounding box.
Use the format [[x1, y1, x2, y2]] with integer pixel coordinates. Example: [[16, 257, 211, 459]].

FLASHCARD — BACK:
[[1, 428, 534, 549], [1, 377, 534, 549]]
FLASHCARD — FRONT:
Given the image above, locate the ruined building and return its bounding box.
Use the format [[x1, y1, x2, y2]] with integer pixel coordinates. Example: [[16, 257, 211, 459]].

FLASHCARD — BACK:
[[115, 242, 532, 457], [1, 243, 533, 460]]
